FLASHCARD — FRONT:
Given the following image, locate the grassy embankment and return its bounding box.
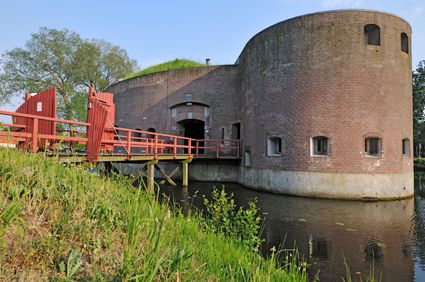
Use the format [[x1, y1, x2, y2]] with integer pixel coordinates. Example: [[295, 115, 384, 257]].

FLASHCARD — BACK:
[[124, 59, 205, 80], [0, 148, 308, 281]]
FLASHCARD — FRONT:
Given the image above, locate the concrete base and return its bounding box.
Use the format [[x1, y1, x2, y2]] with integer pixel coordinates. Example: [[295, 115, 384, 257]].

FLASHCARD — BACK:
[[188, 163, 413, 200], [239, 167, 414, 200], [112, 162, 414, 200]]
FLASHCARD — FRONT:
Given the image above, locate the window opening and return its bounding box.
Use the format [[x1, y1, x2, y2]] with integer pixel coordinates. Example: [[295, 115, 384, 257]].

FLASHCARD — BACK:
[[365, 137, 382, 157], [364, 24, 380, 46], [267, 137, 282, 156], [401, 33, 409, 53], [312, 136, 329, 156], [402, 138, 410, 156]]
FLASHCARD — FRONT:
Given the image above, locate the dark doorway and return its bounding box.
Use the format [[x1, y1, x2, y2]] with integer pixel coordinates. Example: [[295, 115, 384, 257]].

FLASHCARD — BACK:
[[146, 127, 155, 139], [178, 119, 205, 154], [178, 119, 205, 139], [232, 123, 241, 140]]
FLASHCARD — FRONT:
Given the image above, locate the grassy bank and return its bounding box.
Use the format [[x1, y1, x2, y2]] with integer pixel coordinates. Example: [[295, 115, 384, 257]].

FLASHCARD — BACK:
[[124, 59, 205, 79], [0, 149, 308, 281]]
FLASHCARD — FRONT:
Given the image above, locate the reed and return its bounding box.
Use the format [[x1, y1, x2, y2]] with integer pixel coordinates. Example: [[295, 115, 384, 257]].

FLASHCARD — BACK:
[[0, 148, 308, 281]]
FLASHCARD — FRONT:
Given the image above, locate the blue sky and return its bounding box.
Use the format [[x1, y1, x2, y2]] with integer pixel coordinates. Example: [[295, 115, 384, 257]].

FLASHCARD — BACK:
[[0, 0, 424, 111]]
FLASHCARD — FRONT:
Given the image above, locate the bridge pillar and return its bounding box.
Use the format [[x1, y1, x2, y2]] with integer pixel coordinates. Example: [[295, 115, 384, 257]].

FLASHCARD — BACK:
[[182, 159, 192, 187], [147, 160, 158, 192]]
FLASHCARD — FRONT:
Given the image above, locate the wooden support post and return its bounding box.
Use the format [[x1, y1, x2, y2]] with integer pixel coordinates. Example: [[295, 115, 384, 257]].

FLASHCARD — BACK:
[[147, 160, 158, 192], [181, 158, 192, 187]]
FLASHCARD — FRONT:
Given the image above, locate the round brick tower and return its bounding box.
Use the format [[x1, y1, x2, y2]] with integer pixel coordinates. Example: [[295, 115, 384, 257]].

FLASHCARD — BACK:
[[237, 10, 413, 199]]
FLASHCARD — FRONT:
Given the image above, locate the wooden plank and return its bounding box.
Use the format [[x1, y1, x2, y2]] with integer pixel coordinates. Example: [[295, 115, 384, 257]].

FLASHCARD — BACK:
[[131, 163, 147, 185], [154, 164, 177, 186]]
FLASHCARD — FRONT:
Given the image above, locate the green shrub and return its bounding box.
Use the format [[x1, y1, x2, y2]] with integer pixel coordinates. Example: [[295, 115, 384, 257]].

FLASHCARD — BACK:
[[203, 187, 263, 251], [415, 158, 425, 169]]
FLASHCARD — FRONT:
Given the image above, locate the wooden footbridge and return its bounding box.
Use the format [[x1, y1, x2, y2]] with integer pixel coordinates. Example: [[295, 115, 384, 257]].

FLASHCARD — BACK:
[[0, 87, 240, 189]]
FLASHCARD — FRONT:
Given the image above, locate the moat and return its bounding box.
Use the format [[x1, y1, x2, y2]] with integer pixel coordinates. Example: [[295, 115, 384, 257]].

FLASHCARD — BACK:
[[158, 173, 425, 281]]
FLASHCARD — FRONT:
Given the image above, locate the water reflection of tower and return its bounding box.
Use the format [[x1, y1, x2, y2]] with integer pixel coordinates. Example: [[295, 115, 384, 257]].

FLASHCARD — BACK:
[[258, 196, 414, 281]]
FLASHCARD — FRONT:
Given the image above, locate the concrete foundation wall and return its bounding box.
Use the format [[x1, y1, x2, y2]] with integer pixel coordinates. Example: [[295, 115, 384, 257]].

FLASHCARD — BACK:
[[239, 167, 414, 200], [186, 163, 413, 200], [113, 161, 413, 200]]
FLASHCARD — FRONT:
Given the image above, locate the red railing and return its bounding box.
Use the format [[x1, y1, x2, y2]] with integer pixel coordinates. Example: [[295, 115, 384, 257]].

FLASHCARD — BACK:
[[0, 110, 89, 152], [191, 139, 240, 158], [0, 110, 240, 161]]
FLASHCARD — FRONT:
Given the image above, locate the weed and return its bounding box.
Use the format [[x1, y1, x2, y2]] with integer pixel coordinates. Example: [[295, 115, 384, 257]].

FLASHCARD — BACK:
[[203, 187, 263, 251]]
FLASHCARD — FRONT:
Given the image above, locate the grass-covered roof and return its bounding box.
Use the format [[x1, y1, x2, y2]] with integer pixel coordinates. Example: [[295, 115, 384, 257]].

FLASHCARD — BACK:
[[124, 58, 205, 79]]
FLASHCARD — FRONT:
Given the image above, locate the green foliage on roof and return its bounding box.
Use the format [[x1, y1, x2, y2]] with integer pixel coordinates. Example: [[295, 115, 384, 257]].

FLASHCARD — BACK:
[[124, 58, 205, 79]]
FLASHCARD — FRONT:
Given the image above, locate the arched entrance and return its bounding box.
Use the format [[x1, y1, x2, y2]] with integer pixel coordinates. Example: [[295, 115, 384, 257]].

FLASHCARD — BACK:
[[178, 119, 205, 153]]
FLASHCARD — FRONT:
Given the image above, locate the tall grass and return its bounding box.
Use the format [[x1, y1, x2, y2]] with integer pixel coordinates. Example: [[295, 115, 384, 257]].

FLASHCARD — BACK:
[[0, 148, 308, 281]]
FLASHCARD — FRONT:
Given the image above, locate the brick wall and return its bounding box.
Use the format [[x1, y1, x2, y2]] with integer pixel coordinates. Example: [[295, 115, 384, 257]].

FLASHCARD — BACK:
[[108, 10, 412, 176], [107, 65, 239, 140]]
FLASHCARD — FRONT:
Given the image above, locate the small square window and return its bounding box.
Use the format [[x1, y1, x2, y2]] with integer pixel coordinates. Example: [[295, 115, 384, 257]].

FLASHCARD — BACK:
[[402, 138, 410, 157], [204, 107, 209, 117], [36, 102, 42, 112], [184, 93, 192, 102], [312, 136, 329, 156], [365, 137, 381, 157], [244, 150, 251, 167], [188, 112, 193, 119], [364, 24, 380, 46], [171, 108, 177, 117], [267, 137, 282, 156]]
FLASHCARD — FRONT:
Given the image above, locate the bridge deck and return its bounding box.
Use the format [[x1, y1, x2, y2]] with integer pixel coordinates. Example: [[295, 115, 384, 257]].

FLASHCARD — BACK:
[[53, 153, 239, 163], [0, 87, 241, 189]]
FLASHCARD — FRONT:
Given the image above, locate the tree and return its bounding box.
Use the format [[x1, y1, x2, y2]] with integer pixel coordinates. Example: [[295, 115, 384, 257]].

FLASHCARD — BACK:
[[0, 27, 137, 121], [413, 61, 425, 156]]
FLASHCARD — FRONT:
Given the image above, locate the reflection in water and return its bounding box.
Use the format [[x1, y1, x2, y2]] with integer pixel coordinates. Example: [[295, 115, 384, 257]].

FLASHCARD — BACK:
[[158, 174, 425, 282], [310, 237, 330, 260], [364, 241, 384, 264], [414, 172, 425, 280]]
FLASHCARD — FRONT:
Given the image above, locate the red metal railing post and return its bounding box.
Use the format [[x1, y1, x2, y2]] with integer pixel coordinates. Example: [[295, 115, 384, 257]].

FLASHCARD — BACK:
[[126, 131, 131, 157], [32, 118, 39, 152], [188, 139, 192, 158], [154, 134, 158, 159], [173, 137, 177, 159], [216, 139, 219, 158], [196, 140, 199, 157]]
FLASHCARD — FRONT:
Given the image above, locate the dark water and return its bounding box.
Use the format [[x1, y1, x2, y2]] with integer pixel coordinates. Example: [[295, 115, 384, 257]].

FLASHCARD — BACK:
[[158, 173, 425, 282]]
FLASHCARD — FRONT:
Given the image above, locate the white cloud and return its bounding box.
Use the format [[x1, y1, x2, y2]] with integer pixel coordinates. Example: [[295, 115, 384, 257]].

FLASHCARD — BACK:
[[412, 5, 424, 18], [320, 0, 365, 8], [279, 0, 302, 6]]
